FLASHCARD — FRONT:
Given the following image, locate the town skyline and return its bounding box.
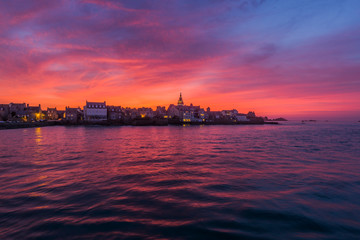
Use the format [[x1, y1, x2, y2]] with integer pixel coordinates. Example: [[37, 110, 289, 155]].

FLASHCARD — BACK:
[[1, 92, 266, 117], [1, 92, 270, 126], [1, 91, 359, 121], [1, 1, 359, 121]]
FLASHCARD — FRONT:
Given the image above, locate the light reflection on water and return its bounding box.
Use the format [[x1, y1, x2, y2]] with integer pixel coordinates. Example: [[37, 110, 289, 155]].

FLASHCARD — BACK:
[[0, 122, 360, 239], [35, 127, 42, 145]]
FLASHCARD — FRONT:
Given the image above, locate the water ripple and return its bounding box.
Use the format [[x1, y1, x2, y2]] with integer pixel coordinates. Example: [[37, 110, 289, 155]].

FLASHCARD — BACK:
[[1, 123, 360, 239]]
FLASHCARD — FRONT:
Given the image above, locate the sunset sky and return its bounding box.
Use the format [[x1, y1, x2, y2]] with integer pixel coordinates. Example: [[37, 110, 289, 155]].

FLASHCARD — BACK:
[[0, 0, 359, 120]]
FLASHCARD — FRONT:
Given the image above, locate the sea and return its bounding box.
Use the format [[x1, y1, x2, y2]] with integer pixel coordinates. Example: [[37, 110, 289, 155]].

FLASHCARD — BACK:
[[0, 122, 360, 239]]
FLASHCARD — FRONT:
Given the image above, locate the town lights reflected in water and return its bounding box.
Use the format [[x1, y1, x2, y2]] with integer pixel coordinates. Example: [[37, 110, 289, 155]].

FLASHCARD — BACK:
[[0, 122, 360, 239], [35, 127, 42, 144]]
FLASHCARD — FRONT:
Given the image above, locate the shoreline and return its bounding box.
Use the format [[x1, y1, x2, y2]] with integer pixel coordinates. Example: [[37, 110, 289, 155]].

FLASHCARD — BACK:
[[0, 120, 279, 130]]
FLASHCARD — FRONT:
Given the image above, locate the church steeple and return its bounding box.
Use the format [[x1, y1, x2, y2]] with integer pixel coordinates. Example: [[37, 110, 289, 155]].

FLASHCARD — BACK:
[[177, 92, 184, 106]]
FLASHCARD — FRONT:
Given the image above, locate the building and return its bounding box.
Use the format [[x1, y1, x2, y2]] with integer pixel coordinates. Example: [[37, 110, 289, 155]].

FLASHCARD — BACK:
[[155, 106, 167, 118], [122, 108, 138, 121], [26, 104, 43, 121], [167, 93, 206, 123], [46, 108, 59, 120], [65, 107, 83, 123], [138, 107, 154, 118], [167, 104, 180, 119], [236, 113, 249, 122], [6, 103, 43, 122], [9, 103, 27, 121], [84, 101, 107, 121], [247, 111, 256, 118], [107, 105, 122, 121], [0, 104, 9, 121], [57, 110, 65, 120], [221, 109, 239, 119], [207, 111, 222, 121], [178, 92, 184, 106], [246, 111, 264, 123]]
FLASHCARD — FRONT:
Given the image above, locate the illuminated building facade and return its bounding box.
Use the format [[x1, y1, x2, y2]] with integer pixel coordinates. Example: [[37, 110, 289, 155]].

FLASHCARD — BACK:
[[84, 101, 107, 121], [177, 92, 184, 106], [221, 109, 238, 118], [167, 93, 206, 123], [26, 104, 43, 121], [46, 108, 59, 120]]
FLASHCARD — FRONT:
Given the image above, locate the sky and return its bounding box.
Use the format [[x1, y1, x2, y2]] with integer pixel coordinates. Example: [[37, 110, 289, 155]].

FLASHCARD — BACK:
[[0, 0, 359, 120]]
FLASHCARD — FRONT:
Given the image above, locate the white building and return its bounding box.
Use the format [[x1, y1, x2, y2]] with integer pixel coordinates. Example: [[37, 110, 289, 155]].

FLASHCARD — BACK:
[[236, 114, 249, 122], [84, 101, 107, 121]]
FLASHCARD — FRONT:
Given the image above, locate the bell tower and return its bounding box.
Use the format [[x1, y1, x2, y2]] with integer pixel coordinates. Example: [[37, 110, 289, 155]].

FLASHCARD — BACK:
[[177, 92, 184, 106]]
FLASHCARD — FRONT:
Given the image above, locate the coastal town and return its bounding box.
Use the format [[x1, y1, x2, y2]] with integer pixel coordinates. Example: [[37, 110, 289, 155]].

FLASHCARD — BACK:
[[0, 93, 283, 129]]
